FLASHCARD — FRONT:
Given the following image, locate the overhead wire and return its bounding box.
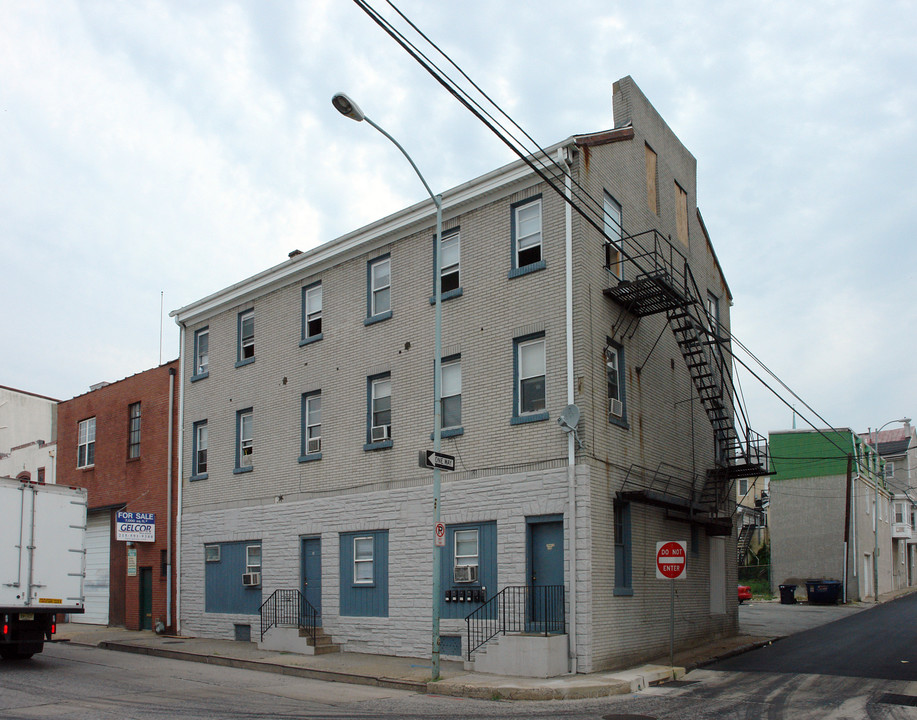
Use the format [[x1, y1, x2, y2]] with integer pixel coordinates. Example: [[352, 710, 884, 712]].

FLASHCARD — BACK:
[[352, 0, 901, 488]]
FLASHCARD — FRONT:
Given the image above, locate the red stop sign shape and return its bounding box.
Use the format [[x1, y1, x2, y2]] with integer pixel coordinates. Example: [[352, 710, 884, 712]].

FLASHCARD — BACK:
[[656, 541, 686, 580]]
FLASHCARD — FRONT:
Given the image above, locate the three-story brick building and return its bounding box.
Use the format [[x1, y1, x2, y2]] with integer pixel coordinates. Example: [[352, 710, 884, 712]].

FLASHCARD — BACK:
[[171, 77, 764, 673]]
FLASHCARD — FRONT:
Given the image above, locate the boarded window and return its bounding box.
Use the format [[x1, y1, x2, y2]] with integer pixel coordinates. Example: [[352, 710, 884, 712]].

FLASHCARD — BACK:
[[675, 182, 689, 247], [644, 144, 658, 214]]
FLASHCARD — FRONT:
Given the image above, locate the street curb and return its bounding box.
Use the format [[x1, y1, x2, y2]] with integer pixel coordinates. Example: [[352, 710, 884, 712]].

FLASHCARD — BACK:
[[96, 641, 426, 693], [693, 637, 779, 671]]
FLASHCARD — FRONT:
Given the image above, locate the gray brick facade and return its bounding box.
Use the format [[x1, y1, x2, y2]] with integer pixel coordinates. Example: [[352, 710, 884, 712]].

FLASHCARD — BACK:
[[173, 76, 740, 673]]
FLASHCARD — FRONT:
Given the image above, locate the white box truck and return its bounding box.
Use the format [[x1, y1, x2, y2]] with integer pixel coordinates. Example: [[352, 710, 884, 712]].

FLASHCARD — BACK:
[[1, 477, 87, 659]]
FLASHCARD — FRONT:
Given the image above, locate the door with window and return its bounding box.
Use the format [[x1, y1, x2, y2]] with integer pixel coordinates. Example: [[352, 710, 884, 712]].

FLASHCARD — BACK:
[[301, 537, 322, 625], [527, 518, 565, 632]]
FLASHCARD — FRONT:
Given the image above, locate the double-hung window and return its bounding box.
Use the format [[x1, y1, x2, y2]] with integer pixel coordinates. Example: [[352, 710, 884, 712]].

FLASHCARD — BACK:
[[193, 327, 209, 378], [301, 391, 322, 459], [192, 420, 208, 478], [127, 402, 141, 459], [302, 282, 323, 343], [441, 357, 462, 431], [440, 231, 460, 294], [237, 309, 255, 365], [77, 417, 96, 468], [605, 340, 626, 425], [614, 501, 633, 595], [236, 409, 253, 472], [706, 292, 720, 338], [246, 545, 261, 573], [353, 536, 374, 584], [366, 374, 392, 449], [366, 256, 391, 323], [604, 191, 623, 278], [454, 528, 479, 581], [514, 335, 546, 422], [511, 197, 543, 276]]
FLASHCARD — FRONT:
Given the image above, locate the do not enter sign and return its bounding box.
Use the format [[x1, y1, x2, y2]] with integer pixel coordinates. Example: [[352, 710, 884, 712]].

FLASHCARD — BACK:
[[656, 540, 687, 580]]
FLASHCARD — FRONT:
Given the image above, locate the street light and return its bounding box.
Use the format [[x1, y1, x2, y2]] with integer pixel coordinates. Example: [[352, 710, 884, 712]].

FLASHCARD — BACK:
[[869, 417, 911, 602], [332, 93, 446, 680]]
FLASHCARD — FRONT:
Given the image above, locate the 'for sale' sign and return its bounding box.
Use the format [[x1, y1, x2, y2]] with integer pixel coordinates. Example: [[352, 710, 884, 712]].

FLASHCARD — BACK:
[[655, 540, 687, 580], [116, 511, 156, 543]]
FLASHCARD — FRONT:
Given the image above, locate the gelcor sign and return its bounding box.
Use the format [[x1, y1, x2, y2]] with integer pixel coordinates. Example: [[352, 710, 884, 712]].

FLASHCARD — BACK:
[[116, 511, 156, 543]]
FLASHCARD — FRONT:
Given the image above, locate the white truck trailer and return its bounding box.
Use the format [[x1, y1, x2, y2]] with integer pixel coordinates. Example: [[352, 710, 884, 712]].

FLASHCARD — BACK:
[[1, 477, 87, 659]]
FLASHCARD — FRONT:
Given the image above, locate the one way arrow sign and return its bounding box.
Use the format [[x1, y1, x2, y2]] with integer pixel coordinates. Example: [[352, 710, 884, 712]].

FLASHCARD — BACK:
[[419, 450, 455, 471]]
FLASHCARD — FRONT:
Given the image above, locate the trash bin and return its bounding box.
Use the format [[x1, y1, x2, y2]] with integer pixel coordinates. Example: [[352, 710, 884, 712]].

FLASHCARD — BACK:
[[805, 580, 842, 605], [779, 584, 797, 604]]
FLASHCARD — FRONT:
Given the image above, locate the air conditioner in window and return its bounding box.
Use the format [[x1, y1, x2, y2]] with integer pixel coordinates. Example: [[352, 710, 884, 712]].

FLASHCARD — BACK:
[[308, 437, 322, 454], [610, 399, 624, 418], [453, 565, 478, 584], [371, 425, 391, 442], [242, 572, 261, 587]]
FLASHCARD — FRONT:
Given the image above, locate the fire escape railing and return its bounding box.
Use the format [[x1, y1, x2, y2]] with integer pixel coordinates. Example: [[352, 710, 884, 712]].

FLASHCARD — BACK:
[[604, 229, 768, 517], [465, 585, 565, 660], [259, 589, 319, 644]]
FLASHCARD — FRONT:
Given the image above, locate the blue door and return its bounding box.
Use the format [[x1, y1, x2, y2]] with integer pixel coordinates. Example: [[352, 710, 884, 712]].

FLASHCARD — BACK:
[[301, 537, 322, 626], [527, 519, 565, 631]]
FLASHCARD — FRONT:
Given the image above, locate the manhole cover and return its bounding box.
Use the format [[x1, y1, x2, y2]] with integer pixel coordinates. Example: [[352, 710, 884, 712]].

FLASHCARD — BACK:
[[163, 640, 186, 644], [603, 715, 657, 720]]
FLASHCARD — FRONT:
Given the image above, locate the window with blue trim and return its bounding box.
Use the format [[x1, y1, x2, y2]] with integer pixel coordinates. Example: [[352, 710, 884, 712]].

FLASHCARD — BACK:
[[605, 339, 627, 427], [192, 327, 209, 380], [236, 309, 254, 366], [365, 374, 392, 450], [204, 540, 262, 614], [301, 282, 323, 345], [235, 408, 253, 473], [441, 356, 462, 432], [339, 530, 388, 617], [300, 391, 321, 461], [365, 255, 392, 324], [430, 229, 462, 302], [614, 501, 632, 595], [440, 521, 496, 618], [509, 196, 545, 278], [513, 333, 548, 424], [191, 420, 208, 479]]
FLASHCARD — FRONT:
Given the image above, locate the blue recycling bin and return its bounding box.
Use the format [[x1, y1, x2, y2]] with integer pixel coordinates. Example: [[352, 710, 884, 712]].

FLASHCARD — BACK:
[[805, 580, 842, 604], [778, 584, 797, 604]]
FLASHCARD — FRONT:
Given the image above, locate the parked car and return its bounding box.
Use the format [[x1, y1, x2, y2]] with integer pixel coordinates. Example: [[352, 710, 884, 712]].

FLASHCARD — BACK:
[[738, 585, 752, 604]]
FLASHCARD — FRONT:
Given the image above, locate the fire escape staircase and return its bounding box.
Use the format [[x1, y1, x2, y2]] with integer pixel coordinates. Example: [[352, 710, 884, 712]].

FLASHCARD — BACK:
[[604, 230, 768, 533]]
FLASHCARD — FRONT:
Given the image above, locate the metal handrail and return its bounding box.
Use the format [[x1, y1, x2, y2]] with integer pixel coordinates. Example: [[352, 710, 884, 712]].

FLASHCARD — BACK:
[[259, 588, 319, 643], [465, 585, 565, 660]]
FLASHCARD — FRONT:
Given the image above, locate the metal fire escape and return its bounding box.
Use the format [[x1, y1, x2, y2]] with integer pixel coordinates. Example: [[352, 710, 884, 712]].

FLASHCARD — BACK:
[[604, 230, 767, 533]]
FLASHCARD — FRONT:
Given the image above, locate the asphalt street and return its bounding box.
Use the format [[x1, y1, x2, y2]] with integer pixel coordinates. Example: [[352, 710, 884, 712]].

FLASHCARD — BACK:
[[711, 591, 917, 680]]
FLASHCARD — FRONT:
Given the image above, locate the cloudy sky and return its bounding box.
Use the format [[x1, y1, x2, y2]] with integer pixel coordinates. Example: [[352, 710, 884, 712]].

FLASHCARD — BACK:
[[3, 0, 915, 437]]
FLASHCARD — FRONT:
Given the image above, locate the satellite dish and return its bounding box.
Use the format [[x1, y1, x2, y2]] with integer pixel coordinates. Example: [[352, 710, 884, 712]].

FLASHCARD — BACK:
[[557, 404, 580, 432]]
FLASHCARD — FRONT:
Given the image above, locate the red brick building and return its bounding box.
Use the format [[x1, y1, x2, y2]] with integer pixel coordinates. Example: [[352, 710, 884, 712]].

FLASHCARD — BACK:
[[57, 361, 179, 631]]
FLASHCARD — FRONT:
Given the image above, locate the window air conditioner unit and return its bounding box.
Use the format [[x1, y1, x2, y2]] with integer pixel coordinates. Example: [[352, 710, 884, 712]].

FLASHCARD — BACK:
[[371, 425, 391, 442], [308, 437, 321, 454], [453, 565, 478, 584], [242, 572, 261, 587], [610, 399, 624, 418]]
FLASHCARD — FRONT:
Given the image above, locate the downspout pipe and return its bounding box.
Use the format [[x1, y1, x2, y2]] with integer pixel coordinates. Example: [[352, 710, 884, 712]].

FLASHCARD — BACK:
[[175, 322, 186, 634], [560, 144, 578, 673], [167, 366, 175, 630]]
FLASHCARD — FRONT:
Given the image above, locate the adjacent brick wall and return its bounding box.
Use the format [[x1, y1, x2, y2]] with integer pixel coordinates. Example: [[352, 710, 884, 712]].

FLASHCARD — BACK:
[[57, 361, 179, 631]]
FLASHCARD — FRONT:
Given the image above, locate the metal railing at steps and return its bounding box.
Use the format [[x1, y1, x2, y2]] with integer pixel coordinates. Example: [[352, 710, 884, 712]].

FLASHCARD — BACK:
[[465, 585, 565, 661], [259, 589, 319, 644]]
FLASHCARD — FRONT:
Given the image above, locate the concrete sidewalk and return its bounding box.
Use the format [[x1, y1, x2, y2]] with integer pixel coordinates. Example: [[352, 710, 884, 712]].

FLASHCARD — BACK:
[[53, 622, 765, 700], [55, 591, 910, 701]]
